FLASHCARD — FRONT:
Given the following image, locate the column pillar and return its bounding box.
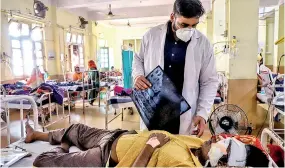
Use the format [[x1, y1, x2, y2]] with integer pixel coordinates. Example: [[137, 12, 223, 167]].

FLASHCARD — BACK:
[[276, 4, 284, 73], [212, 0, 229, 73], [47, 6, 61, 77], [226, 0, 259, 125], [206, 11, 213, 43]]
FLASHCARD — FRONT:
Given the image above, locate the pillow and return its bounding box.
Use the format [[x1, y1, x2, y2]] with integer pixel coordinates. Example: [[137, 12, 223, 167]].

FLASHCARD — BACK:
[[212, 134, 264, 151]]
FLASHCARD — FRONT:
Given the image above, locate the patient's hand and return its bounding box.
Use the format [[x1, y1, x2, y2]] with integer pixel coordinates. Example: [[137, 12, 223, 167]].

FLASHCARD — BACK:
[[147, 133, 170, 148]]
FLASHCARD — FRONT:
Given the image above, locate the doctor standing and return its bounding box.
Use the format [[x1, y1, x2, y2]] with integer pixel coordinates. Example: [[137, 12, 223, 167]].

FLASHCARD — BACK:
[[133, 0, 219, 137]]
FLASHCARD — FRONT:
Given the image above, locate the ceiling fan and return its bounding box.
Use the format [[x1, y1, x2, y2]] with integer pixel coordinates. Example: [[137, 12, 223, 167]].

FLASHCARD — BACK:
[[79, 16, 88, 29], [97, 4, 126, 19], [33, 0, 49, 19], [127, 20, 131, 27]]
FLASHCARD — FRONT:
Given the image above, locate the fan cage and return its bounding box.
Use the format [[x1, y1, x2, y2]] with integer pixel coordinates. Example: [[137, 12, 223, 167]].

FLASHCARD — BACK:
[[209, 104, 249, 135]]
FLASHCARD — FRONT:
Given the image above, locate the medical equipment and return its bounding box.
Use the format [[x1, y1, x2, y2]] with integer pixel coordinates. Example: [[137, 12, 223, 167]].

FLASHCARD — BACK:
[[209, 104, 251, 135], [214, 71, 228, 107]]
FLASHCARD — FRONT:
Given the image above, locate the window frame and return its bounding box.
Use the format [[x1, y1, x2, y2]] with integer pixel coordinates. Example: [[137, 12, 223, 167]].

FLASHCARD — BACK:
[[9, 21, 45, 77], [99, 47, 109, 69], [66, 32, 85, 71]]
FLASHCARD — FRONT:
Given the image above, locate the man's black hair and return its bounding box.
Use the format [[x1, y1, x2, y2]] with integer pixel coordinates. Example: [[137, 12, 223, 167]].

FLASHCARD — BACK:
[[245, 145, 269, 167], [173, 0, 205, 18]]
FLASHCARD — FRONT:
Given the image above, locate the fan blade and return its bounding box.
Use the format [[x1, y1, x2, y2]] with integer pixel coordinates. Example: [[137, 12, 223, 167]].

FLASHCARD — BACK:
[[228, 127, 238, 135], [215, 125, 225, 135], [96, 11, 108, 16]]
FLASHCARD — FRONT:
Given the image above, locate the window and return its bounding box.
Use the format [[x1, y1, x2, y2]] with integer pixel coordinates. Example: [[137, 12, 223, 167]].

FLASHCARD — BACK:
[[79, 46, 84, 67], [9, 22, 44, 76], [100, 47, 109, 69], [66, 33, 84, 70], [66, 32, 71, 43]]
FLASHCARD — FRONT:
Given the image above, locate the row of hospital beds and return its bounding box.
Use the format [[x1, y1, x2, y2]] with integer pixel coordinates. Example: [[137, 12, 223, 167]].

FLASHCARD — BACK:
[[1, 90, 284, 167], [0, 68, 129, 132], [1, 69, 284, 167]]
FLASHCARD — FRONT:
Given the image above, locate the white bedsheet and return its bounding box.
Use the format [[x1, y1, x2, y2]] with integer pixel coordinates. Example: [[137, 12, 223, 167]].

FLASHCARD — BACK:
[[9, 141, 82, 167], [0, 95, 32, 109]]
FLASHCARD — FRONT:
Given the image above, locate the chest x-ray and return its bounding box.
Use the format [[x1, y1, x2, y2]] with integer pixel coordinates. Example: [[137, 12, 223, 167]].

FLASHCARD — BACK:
[[131, 66, 190, 130]]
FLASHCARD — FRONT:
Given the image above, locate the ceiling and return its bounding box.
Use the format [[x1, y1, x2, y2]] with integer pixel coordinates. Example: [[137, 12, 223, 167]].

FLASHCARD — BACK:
[[52, 0, 282, 28]]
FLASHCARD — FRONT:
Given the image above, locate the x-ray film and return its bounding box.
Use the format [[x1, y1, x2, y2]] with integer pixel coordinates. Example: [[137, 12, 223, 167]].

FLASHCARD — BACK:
[[131, 66, 191, 131]]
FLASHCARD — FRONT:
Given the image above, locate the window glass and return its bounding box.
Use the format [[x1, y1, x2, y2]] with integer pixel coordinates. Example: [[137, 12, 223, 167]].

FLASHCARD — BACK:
[[36, 51, 43, 58], [9, 22, 20, 37], [12, 49, 22, 58], [31, 28, 42, 41], [22, 40, 33, 50], [79, 52, 84, 59], [11, 40, 21, 48], [80, 58, 84, 65], [35, 42, 42, 50], [72, 34, 77, 43], [24, 65, 34, 76], [12, 58, 23, 66], [39, 66, 44, 72], [77, 35, 82, 44], [21, 24, 30, 36], [79, 46, 83, 53], [66, 33, 71, 43], [36, 58, 43, 66], [13, 66, 24, 76]]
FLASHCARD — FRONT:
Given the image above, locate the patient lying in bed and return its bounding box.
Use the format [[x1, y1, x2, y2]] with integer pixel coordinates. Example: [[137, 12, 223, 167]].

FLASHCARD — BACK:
[[24, 122, 269, 167]]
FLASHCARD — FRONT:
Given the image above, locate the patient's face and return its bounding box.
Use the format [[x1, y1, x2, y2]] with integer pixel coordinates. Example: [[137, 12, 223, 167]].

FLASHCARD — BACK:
[[199, 138, 231, 167], [75, 68, 80, 73]]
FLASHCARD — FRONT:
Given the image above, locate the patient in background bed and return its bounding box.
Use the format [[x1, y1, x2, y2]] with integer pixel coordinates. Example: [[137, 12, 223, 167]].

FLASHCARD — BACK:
[[24, 122, 269, 167], [72, 66, 83, 82], [26, 67, 44, 88]]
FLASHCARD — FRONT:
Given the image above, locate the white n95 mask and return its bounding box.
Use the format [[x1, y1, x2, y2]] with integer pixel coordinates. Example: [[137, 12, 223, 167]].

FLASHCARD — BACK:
[[176, 28, 193, 42], [205, 138, 247, 167]]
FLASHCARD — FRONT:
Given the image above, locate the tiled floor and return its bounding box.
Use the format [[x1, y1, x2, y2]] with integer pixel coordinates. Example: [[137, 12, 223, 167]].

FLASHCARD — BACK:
[[1, 101, 283, 148]]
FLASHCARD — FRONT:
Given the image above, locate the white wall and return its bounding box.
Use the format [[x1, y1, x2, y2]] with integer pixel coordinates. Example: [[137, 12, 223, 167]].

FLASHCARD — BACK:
[[266, 19, 275, 66], [258, 20, 266, 63]]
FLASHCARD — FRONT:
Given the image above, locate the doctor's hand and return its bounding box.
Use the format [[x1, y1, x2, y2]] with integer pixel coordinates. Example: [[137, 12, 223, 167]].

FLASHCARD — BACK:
[[192, 116, 206, 138], [134, 75, 151, 90]]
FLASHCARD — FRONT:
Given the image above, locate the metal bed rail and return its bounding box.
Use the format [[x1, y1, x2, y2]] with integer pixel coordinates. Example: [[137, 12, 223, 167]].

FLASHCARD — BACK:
[[34, 92, 71, 131], [261, 128, 285, 167], [1, 95, 39, 145], [64, 69, 101, 113], [104, 85, 136, 129]]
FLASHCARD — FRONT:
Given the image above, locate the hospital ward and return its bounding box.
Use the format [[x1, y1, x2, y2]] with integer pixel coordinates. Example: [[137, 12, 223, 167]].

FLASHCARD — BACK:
[[0, 0, 284, 167]]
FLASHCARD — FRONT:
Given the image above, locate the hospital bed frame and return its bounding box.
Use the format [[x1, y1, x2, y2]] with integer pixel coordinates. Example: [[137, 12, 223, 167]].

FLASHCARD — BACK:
[[260, 68, 284, 167], [0, 84, 71, 132], [104, 85, 136, 129], [63, 70, 102, 113], [1, 95, 39, 145], [261, 128, 284, 167]]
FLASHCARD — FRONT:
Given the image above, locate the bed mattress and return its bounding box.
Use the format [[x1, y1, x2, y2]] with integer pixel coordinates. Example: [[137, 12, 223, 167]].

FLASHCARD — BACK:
[[9, 141, 81, 167]]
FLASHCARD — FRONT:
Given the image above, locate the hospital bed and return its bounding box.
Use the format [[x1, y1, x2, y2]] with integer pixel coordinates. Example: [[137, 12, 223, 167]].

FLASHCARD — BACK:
[[60, 69, 102, 113], [2, 108, 281, 167], [0, 95, 82, 167], [0, 84, 71, 132], [104, 85, 135, 129]]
